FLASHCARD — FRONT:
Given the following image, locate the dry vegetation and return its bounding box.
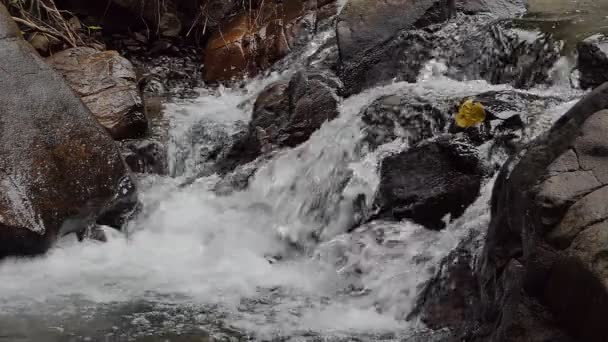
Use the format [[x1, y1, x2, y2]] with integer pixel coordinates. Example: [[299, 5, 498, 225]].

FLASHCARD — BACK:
[[2, 0, 81, 47]]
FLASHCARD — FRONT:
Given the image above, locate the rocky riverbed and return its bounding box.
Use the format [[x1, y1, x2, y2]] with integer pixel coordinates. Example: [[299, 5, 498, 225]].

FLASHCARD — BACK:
[[1, 0, 608, 341]]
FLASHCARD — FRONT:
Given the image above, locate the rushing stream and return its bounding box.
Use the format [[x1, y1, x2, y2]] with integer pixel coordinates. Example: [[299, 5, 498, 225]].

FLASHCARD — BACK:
[[0, 3, 595, 342]]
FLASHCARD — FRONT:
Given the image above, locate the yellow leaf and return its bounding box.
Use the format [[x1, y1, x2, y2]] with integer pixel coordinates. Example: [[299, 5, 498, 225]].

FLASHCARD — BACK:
[[455, 99, 486, 128]]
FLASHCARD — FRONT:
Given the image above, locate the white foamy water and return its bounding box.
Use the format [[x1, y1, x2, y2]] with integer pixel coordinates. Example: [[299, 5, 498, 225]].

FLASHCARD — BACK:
[[0, 19, 584, 342]]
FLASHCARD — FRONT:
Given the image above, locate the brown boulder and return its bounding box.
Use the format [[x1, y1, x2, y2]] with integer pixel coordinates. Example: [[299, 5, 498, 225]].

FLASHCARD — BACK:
[[204, 0, 335, 82], [47, 47, 148, 140], [0, 4, 136, 258]]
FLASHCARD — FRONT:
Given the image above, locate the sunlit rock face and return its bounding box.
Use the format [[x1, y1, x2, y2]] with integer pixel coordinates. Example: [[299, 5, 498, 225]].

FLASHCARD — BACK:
[[47, 47, 148, 140], [0, 4, 136, 258]]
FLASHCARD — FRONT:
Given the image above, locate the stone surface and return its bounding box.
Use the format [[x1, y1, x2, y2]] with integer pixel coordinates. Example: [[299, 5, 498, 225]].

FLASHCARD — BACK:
[[444, 19, 562, 89], [122, 139, 168, 175], [336, 0, 451, 67], [0, 4, 136, 257], [361, 93, 447, 150], [456, 0, 528, 17], [479, 83, 608, 341], [338, 6, 555, 95], [47, 47, 148, 140], [217, 71, 339, 173], [372, 135, 485, 230], [204, 0, 336, 82], [361, 89, 552, 153], [577, 34, 608, 90], [412, 236, 481, 333]]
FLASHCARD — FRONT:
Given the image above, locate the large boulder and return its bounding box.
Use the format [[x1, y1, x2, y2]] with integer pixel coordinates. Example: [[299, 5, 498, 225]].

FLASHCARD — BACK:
[[217, 71, 339, 173], [47, 47, 148, 140], [0, 4, 136, 258], [337, 1, 545, 95], [336, 0, 451, 95], [204, 0, 337, 82], [479, 84, 608, 341], [336, 0, 452, 68], [372, 136, 485, 230], [577, 34, 608, 90]]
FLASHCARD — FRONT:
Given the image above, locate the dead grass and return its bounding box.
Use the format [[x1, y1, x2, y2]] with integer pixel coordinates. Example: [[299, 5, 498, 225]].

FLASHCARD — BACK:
[[3, 0, 81, 47]]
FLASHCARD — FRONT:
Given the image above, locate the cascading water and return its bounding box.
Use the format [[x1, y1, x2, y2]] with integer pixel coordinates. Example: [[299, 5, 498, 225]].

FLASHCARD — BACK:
[[0, 10, 586, 342]]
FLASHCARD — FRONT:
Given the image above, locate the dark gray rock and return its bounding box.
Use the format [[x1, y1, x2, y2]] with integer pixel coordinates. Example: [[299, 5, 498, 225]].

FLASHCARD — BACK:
[[217, 71, 339, 174], [372, 136, 485, 230], [0, 4, 136, 258], [444, 19, 562, 89], [577, 34, 608, 90], [338, 6, 555, 95], [410, 235, 481, 334], [336, 0, 457, 95], [361, 89, 554, 154], [122, 139, 167, 175], [361, 94, 447, 150], [480, 84, 608, 341], [336, 0, 451, 67], [339, 29, 434, 96], [456, 0, 528, 17]]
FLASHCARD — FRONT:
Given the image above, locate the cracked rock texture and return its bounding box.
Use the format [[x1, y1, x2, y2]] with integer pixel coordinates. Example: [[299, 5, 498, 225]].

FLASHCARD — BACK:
[[479, 83, 608, 341], [47, 47, 148, 140]]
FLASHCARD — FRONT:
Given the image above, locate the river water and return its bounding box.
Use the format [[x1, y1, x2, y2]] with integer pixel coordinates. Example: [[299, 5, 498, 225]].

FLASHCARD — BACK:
[[0, 3, 598, 342]]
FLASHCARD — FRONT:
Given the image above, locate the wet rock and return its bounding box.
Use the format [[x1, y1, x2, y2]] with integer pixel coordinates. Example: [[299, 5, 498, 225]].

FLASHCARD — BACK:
[[0, 4, 136, 258], [203, 1, 319, 82], [47, 47, 148, 140], [455, 0, 528, 17], [122, 140, 168, 175], [410, 234, 483, 338], [577, 34, 608, 90], [444, 19, 562, 89], [337, 0, 452, 68], [361, 94, 448, 150], [372, 135, 485, 230], [361, 89, 552, 157], [480, 84, 608, 341], [336, 0, 452, 95], [340, 29, 435, 96], [217, 71, 339, 173]]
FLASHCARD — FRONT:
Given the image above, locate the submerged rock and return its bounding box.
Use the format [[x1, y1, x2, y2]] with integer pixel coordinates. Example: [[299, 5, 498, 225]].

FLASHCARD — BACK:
[[122, 139, 168, 175], [372, 136, 485, 230], [480, 84, 608, 341], [577, 34, 608, 90], [0, 4, 136, 257], [48, 47, 148, 140]]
